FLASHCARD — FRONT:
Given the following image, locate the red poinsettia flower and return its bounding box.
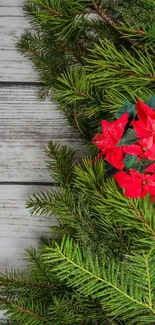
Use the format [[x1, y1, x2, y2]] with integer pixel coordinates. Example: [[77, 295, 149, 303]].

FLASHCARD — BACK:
[[123, 137, 155, 160], [114, 169, 155, 199], [104, 147, 125, 170], [132, 100, 155, 140], [146, 163, 155, 173], [92, 113, 128, 170]]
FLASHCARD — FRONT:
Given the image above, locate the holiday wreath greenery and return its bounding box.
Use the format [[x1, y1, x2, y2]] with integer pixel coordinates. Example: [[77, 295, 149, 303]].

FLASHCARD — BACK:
[[92, 97, 155, 200], [0, 1, 155, 324], [0, 137, 155, 324], [18, 0, 155, 141]]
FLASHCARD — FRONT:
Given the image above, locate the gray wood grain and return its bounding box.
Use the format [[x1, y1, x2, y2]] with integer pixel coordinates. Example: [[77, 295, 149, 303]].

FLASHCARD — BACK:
[[0, 1, 86, 319], [0, 1, 38, 82], [0, 5, 86, 320], [0, 85, 85, 182], [0, 183, 55, 320], [0, 184, 55, 272], [0, 0, 23, 5]]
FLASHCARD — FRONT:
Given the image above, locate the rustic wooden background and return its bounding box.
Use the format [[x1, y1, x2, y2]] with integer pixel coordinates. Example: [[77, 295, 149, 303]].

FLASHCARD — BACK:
[[0, 0, 84, 275]]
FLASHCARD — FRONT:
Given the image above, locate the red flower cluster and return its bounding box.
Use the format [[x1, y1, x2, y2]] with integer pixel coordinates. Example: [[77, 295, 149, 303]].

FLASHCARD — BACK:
[[92, 100, 155, 201]]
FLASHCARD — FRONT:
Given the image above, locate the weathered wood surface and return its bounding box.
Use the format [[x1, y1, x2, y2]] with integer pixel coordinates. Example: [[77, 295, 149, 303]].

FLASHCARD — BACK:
[[0, 0, 38, 81], [0, 0, 84, 282], [0, 2, 85, 320], [0, 184, 54, 272], [0, 184, 55, 321], [0, 85, 84, 182]]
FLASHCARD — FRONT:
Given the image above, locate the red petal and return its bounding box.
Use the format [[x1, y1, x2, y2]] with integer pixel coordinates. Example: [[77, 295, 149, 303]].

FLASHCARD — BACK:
[[148, 186, 155, 196], [142, 174, 155, 197], [147, 175, 155, 195], [132, 120, 149, 138], [140, 185, 149, 198], [105, 147, 124, 170], [123, 144, 142, 156], [114, 171, 132, 187], [101, 113, 128, 145], [124, 182, 142, 198], [144, 144, 155, 160], [147, 173, 155, 182], [147, 116, 155, 132], [92, 134, 106, 151], [136, 99, 155, 124], [114, 171, 142, 198], [150, 195, 155, 202], [129, 169, 144, 179], [145, 163, 155, 173], [138, 137, 154, 150]]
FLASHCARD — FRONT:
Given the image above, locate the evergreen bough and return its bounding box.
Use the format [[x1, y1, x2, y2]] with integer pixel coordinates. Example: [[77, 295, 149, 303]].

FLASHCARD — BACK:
[[18, 0, 155, 141], [0, 142, 155, 324], [1, 1, 155, 324]]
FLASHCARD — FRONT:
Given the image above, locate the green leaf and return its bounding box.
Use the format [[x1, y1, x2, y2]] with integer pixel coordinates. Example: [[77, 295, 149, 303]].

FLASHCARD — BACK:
[[145, 94, 155, 110], [118, 129, 139, 146], [133, 158, 155, 173], [123, 154, 138, 168], [116, 100, 136, 119]]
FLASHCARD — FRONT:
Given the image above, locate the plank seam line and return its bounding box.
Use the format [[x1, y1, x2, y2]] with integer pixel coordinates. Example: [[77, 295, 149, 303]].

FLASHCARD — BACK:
[[0, 81, 42, 87], [0, 182, 58, 186]]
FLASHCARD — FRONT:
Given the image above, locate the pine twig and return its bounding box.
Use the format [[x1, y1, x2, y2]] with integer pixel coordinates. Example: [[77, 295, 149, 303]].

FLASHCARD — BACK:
[[129, 202, 155, 240], [43, 4, 63, 17], [91, 1, 141, 47], [0, 297, 48, 323], [18, 306, 48, 323], [91, 2, 122, 34], [74, 101, 84, 135], [0, 278, 55, 290]]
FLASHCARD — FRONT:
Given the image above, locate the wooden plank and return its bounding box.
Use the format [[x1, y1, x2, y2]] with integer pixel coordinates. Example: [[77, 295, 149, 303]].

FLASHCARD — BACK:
[[0, 2, 38, 81], [0, 184, 55, 272], [0, 0, 24, 6], [0, 85, 86, 182]]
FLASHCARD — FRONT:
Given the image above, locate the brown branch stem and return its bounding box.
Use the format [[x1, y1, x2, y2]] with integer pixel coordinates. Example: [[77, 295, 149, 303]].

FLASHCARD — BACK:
[[91, 1, 137, 46], [92, 2, 122, 34], [130, 202, 155, 240], [0, 279, 54, 290], [109, 66, 155, 81], [42, 1, 148, 48], [18, 306, 48, 322], [74, 101, 83, 135], [0, 297, 48, 323], [43, 4, 63, 17], [43, 4, 94, 18], [136, 210, 155, 240]]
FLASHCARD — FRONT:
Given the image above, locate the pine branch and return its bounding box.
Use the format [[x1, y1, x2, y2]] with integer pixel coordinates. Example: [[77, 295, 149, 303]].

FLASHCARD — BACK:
[[45, 141, 76, 185], [0, 298, 48, 324], [87, 40, 155, 85], [1, 297, 49, 325], [25, 247, 56, 284], [0, 277, 53, 291], [16, 306, 48, 323], [129, 201, 155, 241], [43, 236, 155, 324], [42, 3, 63, 17], [91, 1, 137, 46], [91, 1, 123, 35], [73, 157, 155, 250], [117, 22, 155, 50]]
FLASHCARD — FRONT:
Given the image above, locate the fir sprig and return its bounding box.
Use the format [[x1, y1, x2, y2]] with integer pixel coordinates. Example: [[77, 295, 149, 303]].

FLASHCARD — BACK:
[[1, 142, 155, 323], [18, 0, 155, 141], [43, 236, 155, 324]]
